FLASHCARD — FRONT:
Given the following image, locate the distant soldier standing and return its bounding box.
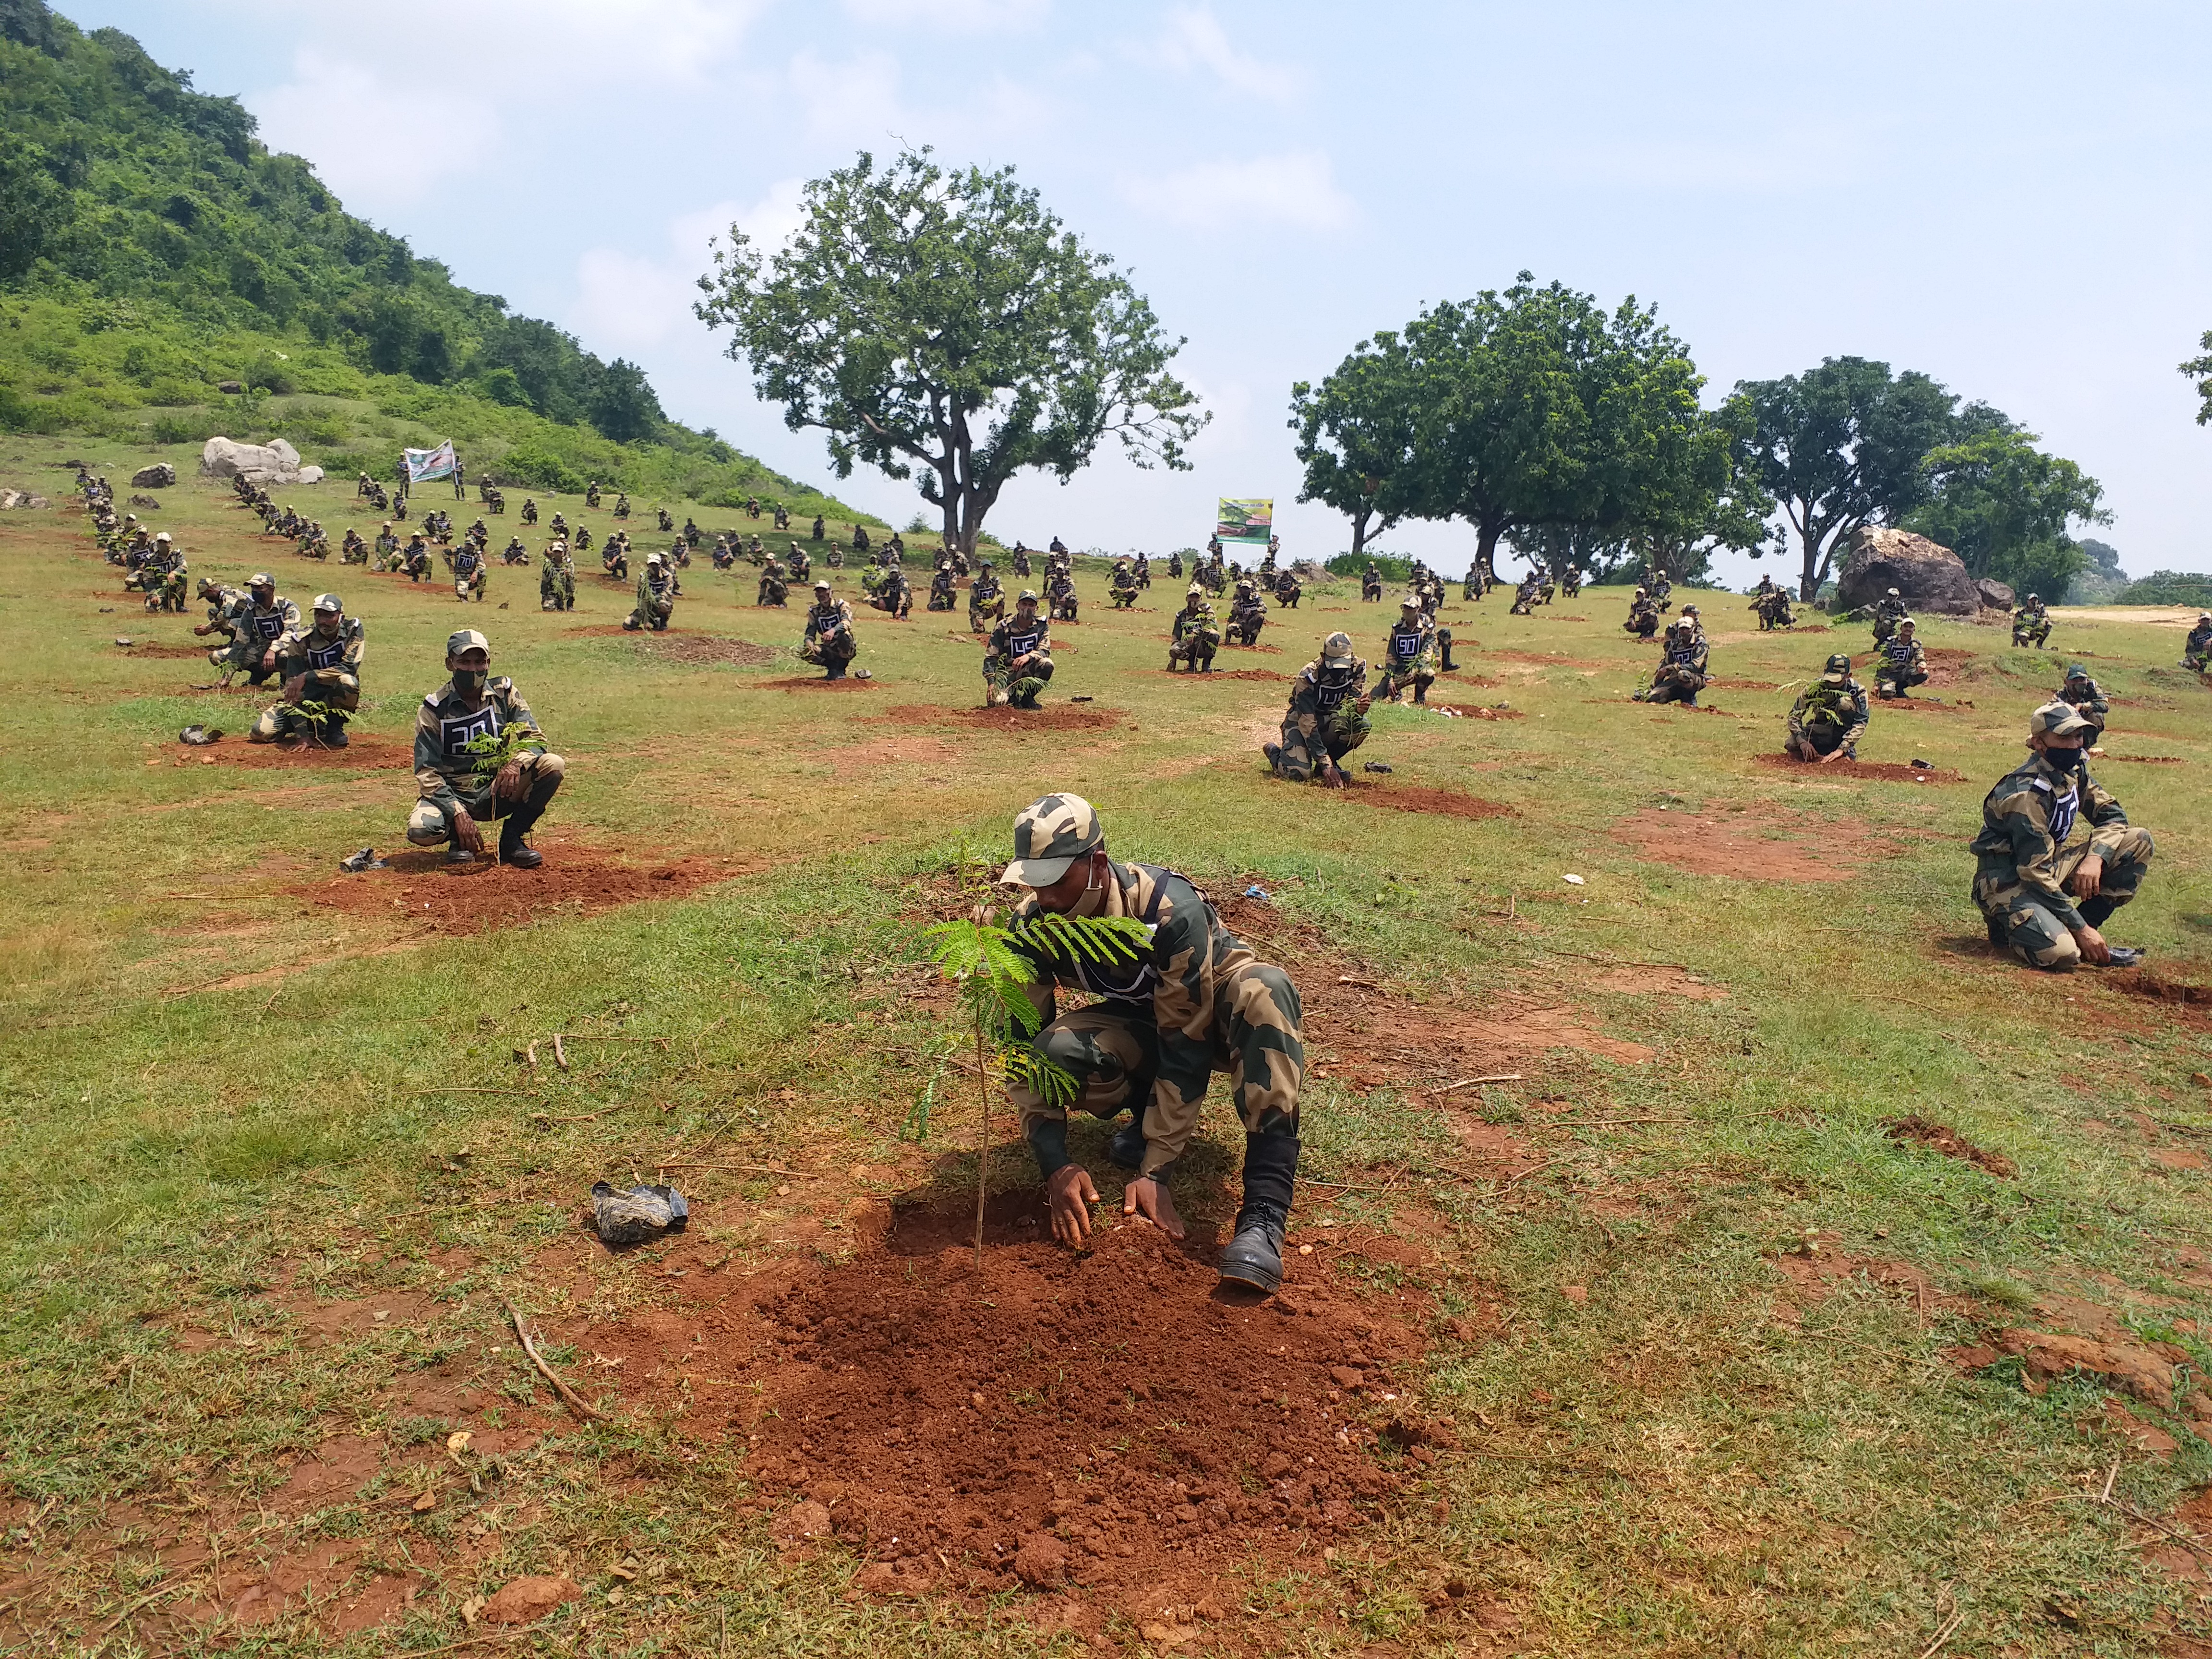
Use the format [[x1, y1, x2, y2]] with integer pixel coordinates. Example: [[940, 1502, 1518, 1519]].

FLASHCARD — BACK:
[[251, 593, 363, 747], [1267, 632, 1370, 786], [1972, 701, 2153, 971], [984, 589, 1054, 709], [799, 579, 858, 679], [1784, 653, 1870, 764], [997, 794, 1308, 1292], [406, 629, 564, 867]]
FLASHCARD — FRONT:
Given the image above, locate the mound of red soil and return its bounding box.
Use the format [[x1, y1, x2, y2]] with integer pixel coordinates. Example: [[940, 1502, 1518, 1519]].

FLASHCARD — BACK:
[[1753, 754, 1965, 784], [169, 733, 411, 769], [2111, 970, 2212, 1008], [290, 842, 743, 933], [1885, 1115, 2016, 1178], [758, 675, 882, 691], [739, 1198, 1429, 1599], [888, 703, 1118, 733], [1342, 784, 1514, 822], [1620, 808, 1855, 883], [115, 642, 211, 659], [632, 635, 777, 666]]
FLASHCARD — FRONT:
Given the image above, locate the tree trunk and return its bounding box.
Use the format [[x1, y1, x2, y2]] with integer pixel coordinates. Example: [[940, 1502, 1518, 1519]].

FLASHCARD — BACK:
[[1474, 522, 1503, 588], [1348, 506, 1374, 562], [1795, 513, 1826, 603]]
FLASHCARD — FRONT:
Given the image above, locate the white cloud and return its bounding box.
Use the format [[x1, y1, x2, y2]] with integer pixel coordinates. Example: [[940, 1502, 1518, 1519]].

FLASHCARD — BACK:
[[252, 49, 500, 211], [571, 179, 809, 355], [1119, 151, 1355, 232], [786, 49, 909, 143], [842, 0, 1047, 29], [1148, 8, 1300, 101]]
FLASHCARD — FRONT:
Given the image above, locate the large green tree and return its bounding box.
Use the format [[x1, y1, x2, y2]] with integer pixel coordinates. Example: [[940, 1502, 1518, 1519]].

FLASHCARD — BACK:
[[1905, 424, 2108, 600], [1735, 358, 1960, 600], [0, 134, 71, 279], [2178, 331, 2212, 424], [696, 148, 1205, 557], [1288, 330, 1420, 563]]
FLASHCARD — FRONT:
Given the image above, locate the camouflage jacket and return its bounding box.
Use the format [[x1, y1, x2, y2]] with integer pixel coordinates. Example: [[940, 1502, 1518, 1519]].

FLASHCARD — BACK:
[[1880, 636, 1925, 673], [985, 613, 1050, 668], [2188, 624, 2212, 658], [200, 585, 245, 634], [1109, 568, 1139, 594], [803, 597, 854, 643], [1655, 637, 1708, 683], [413, 677, 546, 814], [2059, 677, 2109, 720], [222, 595, 301, 662], [635, 570, 676, 616], [1872, 596, 1908, 625], [1287, 656, 1368, 722], [970, 575, 1003, 607], [1788, 677, 1868, 743], [275, 615, 366, 690], [1380, 615, 1436, 671], [1006, 861, 1262, 1176], [1172, 602, 1219, 642], [1970, 754, 2129, 931], [2014, 604, 2049, 628]]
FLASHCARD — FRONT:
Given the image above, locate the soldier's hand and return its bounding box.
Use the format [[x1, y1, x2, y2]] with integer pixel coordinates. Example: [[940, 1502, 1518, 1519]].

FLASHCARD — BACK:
[[1122, 1173, 1186, 1240], [493, 760, 525, 803], [261, 646, 278, 670], [282, 674, 307, 704], [452, 809, 486, 855], [2070, 854, 2104, 900], [1047, 1164, 1099, 1248], [1817, 748, 1846, 766], [2074, 923, 2112, 966], [1356, 696, 1371, 714]]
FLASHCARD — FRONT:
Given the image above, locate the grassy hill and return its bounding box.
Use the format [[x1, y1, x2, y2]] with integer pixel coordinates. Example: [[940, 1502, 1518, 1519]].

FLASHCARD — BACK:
[[0, 0, 892, 524]]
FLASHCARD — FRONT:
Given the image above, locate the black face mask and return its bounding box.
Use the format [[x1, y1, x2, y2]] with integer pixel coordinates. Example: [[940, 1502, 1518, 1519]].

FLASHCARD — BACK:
[[457, 668, 490, 693], [2044, 746, 2083, 775]]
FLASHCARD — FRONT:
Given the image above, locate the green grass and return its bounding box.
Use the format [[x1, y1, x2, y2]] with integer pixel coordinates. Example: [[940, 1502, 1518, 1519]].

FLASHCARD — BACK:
[[0, 443, 2209, 1654]]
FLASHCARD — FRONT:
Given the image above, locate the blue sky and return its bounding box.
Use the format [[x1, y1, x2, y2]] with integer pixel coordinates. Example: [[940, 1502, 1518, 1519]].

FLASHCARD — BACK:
[[76, 0, 2212, 584]]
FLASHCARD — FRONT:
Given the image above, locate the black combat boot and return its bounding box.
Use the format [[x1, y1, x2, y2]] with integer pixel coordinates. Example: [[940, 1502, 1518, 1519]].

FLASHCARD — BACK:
[[1108, 1106, 1149, 1171], [1440, 640, 1458, 671], [2076, 896, 2116, 928], [499, 786, 553, 869], [825, 663, 847, 681], [1262, 741, 1284, 774], [1219, 1130, 1299, 1293], [320, 712, 349, 749]]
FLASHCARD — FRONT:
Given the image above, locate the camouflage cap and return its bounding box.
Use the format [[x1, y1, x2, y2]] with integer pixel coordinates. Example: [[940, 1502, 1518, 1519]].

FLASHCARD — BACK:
[[2065, 662, 2089, 679], [1822, 652, 1851, 682], [1001, 793, 1104, 888], [814, 578, 831, 591], [249, 571, 274, 588], [1017, 588, 1038, 603], [1898, 616, 1916, 629], [446, 628, 490, 657], [1399, 593, 1421, 608], [2029, 700, 2093, 741], [1188, 582, 1204, 596], [1322, 631, 1354, 662], [1682, 602, 1699, 614], [155, 530, 172, 543], [2028, 592, 2041, 601], [312, 592, 342, 613]]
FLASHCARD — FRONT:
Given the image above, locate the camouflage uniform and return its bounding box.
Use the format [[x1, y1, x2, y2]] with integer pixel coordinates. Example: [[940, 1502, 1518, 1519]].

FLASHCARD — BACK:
[[1108, 561, 1139, 608], [1226, 581, 1267, 646], [1509, 576, 1539, 615], [2012, 599, 2052, 648], [192, 579, 243, 648], [1269, 634, 1370, 782], [451, 543, 487, 601], [1972, 704, 2153, 969], [999, 794, 1305, 1292], [1167, 588, 1221, 672], [1046, 572, 1079, 622], [984, 596, 1054, 707], [2058, 666, 2110, 744], [1636, 621, 1709, 705], [1375, 601, 1437, 703], [144, 541, 189, 613], [1624, 589, 1659, 638], [213, 581, 301, 684], [2184, 616, 2212, 673], [539, 542, 577, 611], [799, 584, 858, 677], [407, 630, 565, 863], [627, 558, 678, 630], [927, 562, 958, 610], [252, 596, 364, 745], [1868, 590, 1907, 644], [1875, 627, 1927, 697], [969, 566, 1006, 632], [1785, 655, 1869, 759], [871, 565, 914, 617], [757, 556, 789, 607]]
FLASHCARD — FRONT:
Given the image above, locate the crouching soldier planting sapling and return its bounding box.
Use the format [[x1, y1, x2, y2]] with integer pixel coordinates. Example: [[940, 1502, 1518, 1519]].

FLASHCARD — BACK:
[[250, 593, 363, 746], [996, 795, 1308, 1293], [406, 629, 565, 867]]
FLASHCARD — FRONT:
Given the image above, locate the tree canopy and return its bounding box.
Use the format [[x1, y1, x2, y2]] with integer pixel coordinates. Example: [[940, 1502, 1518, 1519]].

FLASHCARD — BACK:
[[1289, 331, 1419, 563], [1905, 423, 2108, 599], [696, 148, 1205, 556]]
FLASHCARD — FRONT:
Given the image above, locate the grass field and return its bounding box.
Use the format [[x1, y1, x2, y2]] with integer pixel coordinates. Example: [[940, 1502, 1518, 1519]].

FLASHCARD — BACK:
[[1, 435, 2210, 1657]]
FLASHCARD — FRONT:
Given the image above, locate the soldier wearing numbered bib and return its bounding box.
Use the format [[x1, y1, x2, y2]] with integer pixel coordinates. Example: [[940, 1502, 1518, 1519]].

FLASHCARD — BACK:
[[251, 593, 363, 747], [799, 580, 859, 679], [212, 573, 299, 685], [1267, 632, 1370, 786], [1375, 596, 1437, 704], [985, 590, 1054, 708], [1785, 653, 1869, 762], [407, 629, 564, 867]]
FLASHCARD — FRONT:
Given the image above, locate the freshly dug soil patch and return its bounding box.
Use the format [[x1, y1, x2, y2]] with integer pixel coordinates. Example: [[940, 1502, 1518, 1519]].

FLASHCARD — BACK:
[[168, 733, 411, 770], [1873, 697, 1966, 713], [1340, 784, 1515, 823], [889, 703, 1118, 733], [1619, 808, 1856, 883], [1706, 677, 1778, 690], [1885, 1114, 2017, 1178], [1753, 753, 1966, 784], [631, 635, 777, 666], [290, 842, 744, 934], [758, 675, 882, 691], [114, 642, 212, 659], [1150, 669, 1288, 683], [739, 1199, 1429, 1599], [2111, 970, 2212, 1008]]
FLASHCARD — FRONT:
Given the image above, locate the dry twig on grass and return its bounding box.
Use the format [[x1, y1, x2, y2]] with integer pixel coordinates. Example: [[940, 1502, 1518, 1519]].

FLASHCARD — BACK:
[[501, 1296, 606, 1422]]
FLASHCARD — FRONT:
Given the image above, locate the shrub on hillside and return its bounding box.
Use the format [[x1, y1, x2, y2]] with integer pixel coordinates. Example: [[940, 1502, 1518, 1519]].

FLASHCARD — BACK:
[[2114, 570, 2212, 606], [496, 446, 586, 494], [1323, 552, 1422, 581]]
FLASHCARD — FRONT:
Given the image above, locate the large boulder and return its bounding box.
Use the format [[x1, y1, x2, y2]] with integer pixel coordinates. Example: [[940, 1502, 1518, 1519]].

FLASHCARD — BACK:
[[1975, 577, 2015, 613], [199, 436, 303, 485], [1836, 527, 1980, 618], [131, 462, 177, 488], [297, 465, 324, 485]]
